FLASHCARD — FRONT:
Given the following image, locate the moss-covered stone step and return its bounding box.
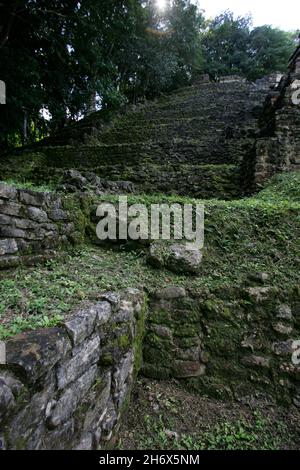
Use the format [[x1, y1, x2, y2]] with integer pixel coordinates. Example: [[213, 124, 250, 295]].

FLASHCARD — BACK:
[[0, 77, 273, 199], [0, 151, 242, 198]]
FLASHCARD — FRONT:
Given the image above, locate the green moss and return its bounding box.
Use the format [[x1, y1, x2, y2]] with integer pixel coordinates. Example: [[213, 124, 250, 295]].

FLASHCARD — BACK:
[[173, 324, 200, 338], [118, 334, 131, 350], [100, 353, 114, 367], [133, 297, 147, 378], [186, 376, 234, 400], [142, 364, 172, 380]]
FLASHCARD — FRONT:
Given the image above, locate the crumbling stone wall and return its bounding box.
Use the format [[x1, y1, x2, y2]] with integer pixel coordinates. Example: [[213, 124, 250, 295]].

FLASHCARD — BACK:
[[252, 46, 300, 187], [0, 183, 86, 269], [0, 77, 275, 200], [143, 286, 300, 405], [0, 289, 146, 450]]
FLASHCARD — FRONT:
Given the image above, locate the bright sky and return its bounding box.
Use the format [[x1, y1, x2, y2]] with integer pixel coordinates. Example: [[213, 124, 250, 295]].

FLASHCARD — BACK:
[[198, 0, 300, 31]]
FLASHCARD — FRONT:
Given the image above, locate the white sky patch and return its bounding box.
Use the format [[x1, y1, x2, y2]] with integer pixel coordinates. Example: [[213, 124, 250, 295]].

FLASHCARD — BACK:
[[156, 0, 167, 11], [40, 108, 52, 121], [197, 0, 300, 31]]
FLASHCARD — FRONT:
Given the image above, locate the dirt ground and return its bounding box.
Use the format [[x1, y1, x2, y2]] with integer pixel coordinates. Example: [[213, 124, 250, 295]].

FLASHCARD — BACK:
[[118, 378, 300, 450]]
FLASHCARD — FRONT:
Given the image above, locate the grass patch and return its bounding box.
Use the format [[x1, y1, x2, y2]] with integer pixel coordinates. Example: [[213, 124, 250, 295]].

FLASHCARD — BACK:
[[118, 378, 300, 450], [138, 412, 286, 450], [0, 172, 299, 339], [0, 179, 54, 193], [256, 172, 300, 203]]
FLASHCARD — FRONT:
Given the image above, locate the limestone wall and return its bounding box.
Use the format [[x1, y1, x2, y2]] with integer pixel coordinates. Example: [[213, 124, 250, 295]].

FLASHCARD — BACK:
[[0, 289, 146, 450], [0, 183, 85, 269], [0, 78, 273, 200], [143, 286, 300, 405], [252, 49, 300, 187]]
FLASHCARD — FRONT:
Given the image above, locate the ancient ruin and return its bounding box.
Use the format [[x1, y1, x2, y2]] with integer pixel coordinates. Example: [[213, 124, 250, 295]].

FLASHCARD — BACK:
[[0, 44, 300, 450]]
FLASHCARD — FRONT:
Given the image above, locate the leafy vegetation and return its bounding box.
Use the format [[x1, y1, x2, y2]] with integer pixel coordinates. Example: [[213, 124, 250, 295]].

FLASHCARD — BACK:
[[256, 172, 300, 203], [118, 378, 300, 450], [0, 173, 299, 339], [0, 1, 297, 149], [202, 11, 296, 80], [138, 412, 286, 450], [0, 179, 54, 193]]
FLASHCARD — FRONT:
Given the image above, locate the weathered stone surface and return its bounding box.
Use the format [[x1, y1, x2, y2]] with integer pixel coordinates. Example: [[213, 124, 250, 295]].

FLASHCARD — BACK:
[[0, 255, 19, 268], [57, 334, 100, 389], [277, 304, 293, 320], [15, 218, 38, 230], [246, 287, 273, 303], [0, 378, 15, 422], [74, 432, 94, 450], [0, 201, 23, 217], [100, 292, 121, 310], [113, 351, 135, 409], [148, 242, 203, 274], [112, 300, 134, 324], [60, 169, 88, 190], [176, 346, 201, 361], [173, 360, 206, 378], [48, 209, 68, 221], [19, 190, 45, 207], [0, 238, 18, 256], [252, 49, 300, 187], [167, 244, 203, 274], [48, 366, 98, 428], [59, 169, 135, 196], [0, 289, 145, 450], [0, 213, 12, 225], [0, 183, 84, 268], [8, 386, 55, 449], [0, 371, 25, 397], [27, 206, 48, 223], [44, 419, 75, 450], [95, 301, 112, 325], [0, 226, 27, 238], [83, 371, 112, 432], [272, 340, 295, 356], [64, 305, 98, 346], [0, 183, 18, 200], [101, 400, 117, 434], [152, 325, 173, 339], [6, 328, 71, 384], [155, 286, 186, 300], [241, 355, 271, 368], [273, 322, 293, 336]]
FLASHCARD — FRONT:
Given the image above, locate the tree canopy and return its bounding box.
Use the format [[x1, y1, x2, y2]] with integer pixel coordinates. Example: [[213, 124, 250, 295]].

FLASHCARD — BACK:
[[0, 1, 297, 149]]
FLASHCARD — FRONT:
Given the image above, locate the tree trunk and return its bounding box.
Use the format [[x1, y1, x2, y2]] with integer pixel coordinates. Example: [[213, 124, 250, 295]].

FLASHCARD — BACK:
[[87, 91, 97, 115], [22, 110, 28, 145]]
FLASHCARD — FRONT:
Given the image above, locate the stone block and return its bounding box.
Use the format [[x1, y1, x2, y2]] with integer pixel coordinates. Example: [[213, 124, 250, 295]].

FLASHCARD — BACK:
[[27, 206, 48, 223], [19, 190, 46, 207], [48, 209, 68, 221], [6, 328, 71, 384], [0, 201, 23, 217], [241, 355, 270, 368], [64, 304, 99, 346], [173, 360, 206, 378], [95, 301, 112, 325], [0, 378, 15, 422], [48, 365, 98, 428], [0, 239, 18, 256], [0, 183, 17, 200], [57, 335, 100, 389], [155, 286, 186, 300], [0, 226, 27, 238], [112, 300, 134, 324]]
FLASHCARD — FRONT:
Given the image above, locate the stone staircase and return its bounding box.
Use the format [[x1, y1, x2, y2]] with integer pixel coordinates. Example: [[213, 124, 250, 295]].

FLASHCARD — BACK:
[[2, 78, 274, 199]]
